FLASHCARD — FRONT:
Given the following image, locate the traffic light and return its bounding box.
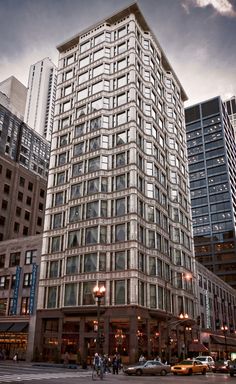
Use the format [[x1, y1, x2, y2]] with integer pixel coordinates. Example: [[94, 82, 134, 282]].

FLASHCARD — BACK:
[[197, 316, 201, 326], [167, 337, 172, 346]]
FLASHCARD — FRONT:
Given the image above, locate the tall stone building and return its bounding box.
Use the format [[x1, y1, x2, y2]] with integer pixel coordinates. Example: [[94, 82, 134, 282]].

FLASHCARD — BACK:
[[36, 4, 196, 363], [185, 97, 236, 289], [0, 76, 27, 119], [24, 57, 57, 142]]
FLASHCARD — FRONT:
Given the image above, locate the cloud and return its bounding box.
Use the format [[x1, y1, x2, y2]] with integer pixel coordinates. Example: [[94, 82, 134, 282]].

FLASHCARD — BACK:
[[182, 0, 236, 17]]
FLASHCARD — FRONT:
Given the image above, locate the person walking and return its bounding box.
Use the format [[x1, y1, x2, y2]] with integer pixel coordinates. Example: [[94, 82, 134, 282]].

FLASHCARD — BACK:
[[112, 354, 119, 374], [13, 352, 18, 363]]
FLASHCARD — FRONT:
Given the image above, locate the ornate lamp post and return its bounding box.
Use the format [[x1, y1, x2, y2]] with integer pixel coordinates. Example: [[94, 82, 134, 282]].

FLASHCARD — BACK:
[[221, 324, 228, 360], [93, 285, 106, 353], [165, 273, 192, 362]]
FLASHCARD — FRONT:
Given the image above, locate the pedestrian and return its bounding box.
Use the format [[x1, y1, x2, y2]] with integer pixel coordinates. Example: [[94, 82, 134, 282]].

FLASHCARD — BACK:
[[139, 354, 145, 362], [112, 354, 119, 374], [64, 351, 69, 366], [13, 352, 18, 363]]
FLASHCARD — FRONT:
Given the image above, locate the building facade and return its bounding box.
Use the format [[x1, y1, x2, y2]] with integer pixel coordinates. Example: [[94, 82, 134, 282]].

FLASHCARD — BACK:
[[224, 96, 236, 135], [24, 58, 57, 142], [196, 261, 236, 359], [185, 97, 236, 289], [0, 76, 27, 119], [0, 103, 50, 241], [0, 235, 42, 361], [35, 4, 196, 364]]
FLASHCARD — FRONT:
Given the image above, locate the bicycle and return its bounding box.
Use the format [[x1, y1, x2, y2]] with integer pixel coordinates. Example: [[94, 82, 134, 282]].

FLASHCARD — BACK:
[[92, 364, 104, 380]]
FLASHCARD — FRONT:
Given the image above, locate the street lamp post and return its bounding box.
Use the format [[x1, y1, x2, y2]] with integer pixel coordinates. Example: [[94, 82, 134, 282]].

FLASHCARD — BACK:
[[221, 324, 228, 360], [165, 273, 192, 362], [93, 285, 106, 353]]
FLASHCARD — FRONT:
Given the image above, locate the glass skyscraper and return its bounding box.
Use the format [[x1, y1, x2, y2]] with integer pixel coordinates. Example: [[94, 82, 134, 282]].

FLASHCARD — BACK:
[[186, 96, 236, 289]]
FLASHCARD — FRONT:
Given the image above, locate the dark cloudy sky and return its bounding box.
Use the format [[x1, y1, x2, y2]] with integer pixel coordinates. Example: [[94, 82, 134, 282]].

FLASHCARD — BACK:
[[0, 0, 236, 106]]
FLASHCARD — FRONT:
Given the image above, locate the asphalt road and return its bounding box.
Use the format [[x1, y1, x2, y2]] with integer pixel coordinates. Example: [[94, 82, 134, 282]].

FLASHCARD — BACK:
[[0, 361, 235, 383]]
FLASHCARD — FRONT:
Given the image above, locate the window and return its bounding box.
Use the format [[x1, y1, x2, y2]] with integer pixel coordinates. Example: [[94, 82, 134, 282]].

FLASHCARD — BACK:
[[92, 81, 103, 94], [0, 254, 5, 268], [84, 253, 97, 272], [9, 252, 20, 267], [116, 174, 126, 190], [93, 64, 103, 77], [78, 71, 89, 84], [68, 230, 80, 248], [69, 205, 81, 222], [60, 135, 68, 147], [24, 211, 30, 221], [51, 236, 60, 252], [88, 157, 100, 172], [64, 84, 72, 96], [0, 298, 7, 315], [115, 251, 125, 270], [26, 196, 32, 205], [94, 48, 103, 61], [66, 55, 74, 65], [90, 117, 101, 130], [77, 88, 88, 101], [17, 192, 23, 202], [25, 250, 36, 265], [85, 227, 98, 244], [80, 40, 90, 53], [23, 226, 29, 235], [115, 280, 125, 304], [117, 111, 127, 125], [75, 123, 85, 137], [66, 256, 78, 274], [71, 183, 82, 199], [57, 172, 65, 185], [14, 222, 20, 233], [6, 169, 12, 179], [86, 201, 99, 219], [72, 162, 83, 177], [116, 152, 126, 167], [58, 152, 67, 166], [49, 261, 58, 278], [90, 136, 100, 151], [80, 56, 89, 68], [23, 273, 32, 287], [4, 184, 10, 195], [0, 216, 5, 226], [83, 282, 96, 305], [19, 177, 25, 187], [91, 98, 103, 111], [116, 198, 125, 216], [21, 297, 30, 314], [115, 224, 125, 241], [28, 182, 33, 191], [47, 287, 57, 309], [87, 178, 99, 194], [74, 142, 84, 157], [53, 213, 62, 229]]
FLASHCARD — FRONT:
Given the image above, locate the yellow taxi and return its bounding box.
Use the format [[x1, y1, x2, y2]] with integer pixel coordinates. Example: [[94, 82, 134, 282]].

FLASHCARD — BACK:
[[171, 359, 207, 375]]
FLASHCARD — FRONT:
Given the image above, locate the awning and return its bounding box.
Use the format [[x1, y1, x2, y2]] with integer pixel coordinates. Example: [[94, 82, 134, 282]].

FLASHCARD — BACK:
[[8, 322, 29, 332], [210, 335, 236, 347], [0, 323, 14, 332], [188, 342, 208, 352]]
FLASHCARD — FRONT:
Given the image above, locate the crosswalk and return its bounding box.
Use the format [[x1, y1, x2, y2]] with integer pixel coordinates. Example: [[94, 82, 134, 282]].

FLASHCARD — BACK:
[[0, 371, 91, 382]]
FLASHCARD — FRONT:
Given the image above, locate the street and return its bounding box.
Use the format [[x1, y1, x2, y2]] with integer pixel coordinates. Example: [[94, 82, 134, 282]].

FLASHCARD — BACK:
[[0, 362, 235, 384]]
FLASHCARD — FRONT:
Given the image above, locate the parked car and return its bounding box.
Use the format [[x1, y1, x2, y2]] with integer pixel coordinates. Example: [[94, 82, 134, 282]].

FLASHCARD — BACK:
[[212, 360, 229, 373], [228, 359, 236, 377], [123, 360, 171, 376], [171, 359, 207, 375], [195, 355, 215, 370]]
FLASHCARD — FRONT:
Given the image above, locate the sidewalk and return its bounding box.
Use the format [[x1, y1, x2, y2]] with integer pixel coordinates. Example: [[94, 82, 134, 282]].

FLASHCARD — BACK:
[[0, 360, 90, 371]]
